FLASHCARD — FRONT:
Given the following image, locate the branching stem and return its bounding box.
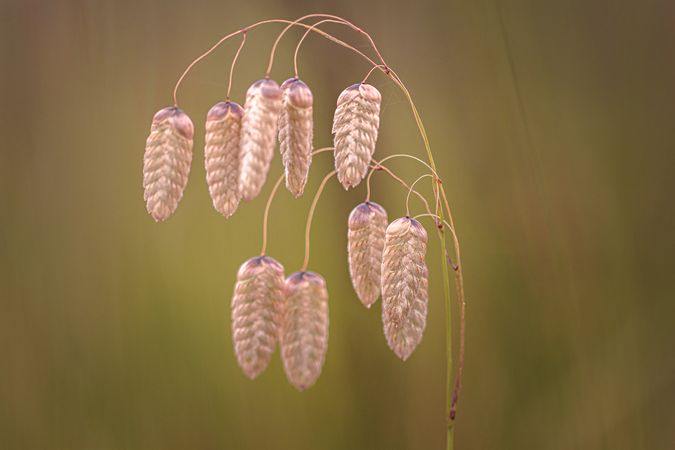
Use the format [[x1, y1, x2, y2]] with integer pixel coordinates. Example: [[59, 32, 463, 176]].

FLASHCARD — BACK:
[[293, 19, 348, 78], [173, 18, 382, 105], [266, 13, 388, 76], [226, 32, 247, 100], [406, 174, 435, 217]]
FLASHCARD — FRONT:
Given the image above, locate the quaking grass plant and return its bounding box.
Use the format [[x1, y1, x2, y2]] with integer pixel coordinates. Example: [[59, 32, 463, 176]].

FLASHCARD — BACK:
[[142, 14, 467, 449]]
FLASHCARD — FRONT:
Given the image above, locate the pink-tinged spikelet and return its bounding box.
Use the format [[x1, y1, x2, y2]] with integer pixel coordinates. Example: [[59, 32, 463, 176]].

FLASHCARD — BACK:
[[231, 256, 286, 379], [204, 101, 244, 218], [347, 201, 388, 307], [278, 78, 314, 197], [332, 83, 382, 189], [142, 107, 194, 222], [239, 79, 283, 201], [280, 272, 329, 391], [381, 217, 429, 360]]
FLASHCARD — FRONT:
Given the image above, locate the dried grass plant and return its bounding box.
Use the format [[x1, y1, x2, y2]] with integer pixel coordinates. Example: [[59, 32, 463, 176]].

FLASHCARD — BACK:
[[280, 271, 329, 391], [348, 201, 388, 307], [279, 78, 314, 197], [231, 256, 286, 379], [142, 107, 194, 222], [332, 83, 381, 189], [381, 217, 429, 360], [239, 79, 283, 201], [204, 101, 243, 217], [144, 14, 467, 450]]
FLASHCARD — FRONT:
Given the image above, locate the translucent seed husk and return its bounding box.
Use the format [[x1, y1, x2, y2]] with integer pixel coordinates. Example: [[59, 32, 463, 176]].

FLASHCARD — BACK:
[[278, 78, 313, 197], [280, 271, 329, 391], [239, 79, 283, 201], [231, 256, 285, 379], [332, 83, 381, 189], [142, 107, 194, 222], [347, 201, 388, 307], [205, 101, 244, 218], [381, 217, 429, 360]]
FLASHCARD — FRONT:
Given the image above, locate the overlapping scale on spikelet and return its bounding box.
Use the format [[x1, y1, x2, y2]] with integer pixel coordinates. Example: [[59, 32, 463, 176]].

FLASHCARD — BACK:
[[239, 79, 283, 201], [278, 78, 313, 197], [205, 101, 244, 218], [280, 271, 329, 391], [347, 201, 388, 307], [332, 83, 381, 189], [381, 217, 429, 360], [142, 107, 194, 222], [231, 256, 286, 379]]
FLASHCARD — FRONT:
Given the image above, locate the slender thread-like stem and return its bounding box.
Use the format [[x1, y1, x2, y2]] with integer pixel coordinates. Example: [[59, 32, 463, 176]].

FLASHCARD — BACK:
[[362, 64, 387, 84], [406, 174, 434, 217], [294, 19, 348, 78], [439, 184, 466, 423], [173, 18, 383, 105], [226, 31, 247, 100], [266, 13, 388, 76], [375, 153, 439, 178], [413, 214, 454, 232], [369, 162, 433, 217], [302, 170, 337, 271], [260, 147, 334, 256]]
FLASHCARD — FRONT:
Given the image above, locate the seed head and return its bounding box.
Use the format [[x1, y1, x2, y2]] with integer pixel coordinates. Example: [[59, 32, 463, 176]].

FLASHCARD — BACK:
[[205, 101, 244, 218], [142, 107, 194, 222], [381, 217, 428, 360], [278, 78, 314, 197], [347, 201, 388, 308], [280, 271, 329, 391], [239, 79, 283, 201], [332, 83, 381, 189], [232, 256, 286, 379]]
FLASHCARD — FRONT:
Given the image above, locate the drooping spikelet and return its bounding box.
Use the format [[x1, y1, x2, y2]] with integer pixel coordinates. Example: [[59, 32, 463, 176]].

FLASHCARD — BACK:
[[231, 256, 286, 379], [142, 107, 194, 222], [204, 101, 244, 218], [347, 201, 388, 308], [280, 272, 329, 391], [332, 83, 382, 189], [239, 79, 283, 201], [278, 78, 314, 197], [381, 217, 429, 360]]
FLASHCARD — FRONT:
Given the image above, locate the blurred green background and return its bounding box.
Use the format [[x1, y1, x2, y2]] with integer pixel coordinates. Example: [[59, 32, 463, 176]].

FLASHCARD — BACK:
[[1, 1, 674, 449]]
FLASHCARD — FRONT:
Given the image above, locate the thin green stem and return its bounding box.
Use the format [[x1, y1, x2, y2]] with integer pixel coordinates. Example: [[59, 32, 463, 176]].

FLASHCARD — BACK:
[[384, 68, 463, 449]]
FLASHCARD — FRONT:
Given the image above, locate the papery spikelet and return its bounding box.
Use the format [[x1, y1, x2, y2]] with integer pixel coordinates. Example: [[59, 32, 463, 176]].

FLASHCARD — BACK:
[[239, 79, 283, 201], [347, 201, 388, 307], [381, 218, 429, 360], [231, 256, 285, 379], [205, 101, 244, 218], [280, 272, 329, 391], [142, 107, 194, 222], [278, 78, 313, 197], [332, 83, 381, 189]]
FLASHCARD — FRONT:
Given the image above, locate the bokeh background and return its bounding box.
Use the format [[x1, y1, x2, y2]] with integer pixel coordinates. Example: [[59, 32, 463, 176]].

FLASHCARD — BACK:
[[2, 1, 674, 449]]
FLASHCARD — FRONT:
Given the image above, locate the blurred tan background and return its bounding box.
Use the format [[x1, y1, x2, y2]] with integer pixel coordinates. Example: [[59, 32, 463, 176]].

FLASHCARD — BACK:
[[1, 1, 674, 449]]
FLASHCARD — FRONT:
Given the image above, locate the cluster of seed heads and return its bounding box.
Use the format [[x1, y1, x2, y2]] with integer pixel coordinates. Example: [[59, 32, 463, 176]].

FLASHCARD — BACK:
[[141, 18, 469, 449], [143, 33, 430, 390]]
